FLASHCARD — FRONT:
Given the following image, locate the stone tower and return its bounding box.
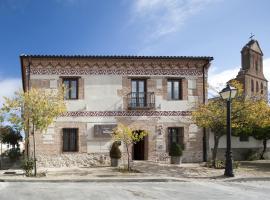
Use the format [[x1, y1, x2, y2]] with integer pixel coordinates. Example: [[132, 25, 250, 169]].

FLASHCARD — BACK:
[[235, 39, 268, 99]]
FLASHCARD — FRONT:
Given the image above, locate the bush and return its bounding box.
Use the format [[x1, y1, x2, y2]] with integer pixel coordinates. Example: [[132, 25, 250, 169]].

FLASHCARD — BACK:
[[6, 148, 21, 161], [110, 141, 121, 159], [169, 143, 183, 157], [206, 160, 240, 169], [21, 158, 34, 177]]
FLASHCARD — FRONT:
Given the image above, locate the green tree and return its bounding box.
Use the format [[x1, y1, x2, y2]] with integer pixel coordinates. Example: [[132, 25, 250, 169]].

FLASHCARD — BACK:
[[1, 88, 66, 176], [0, 126, 22, 149], [112, 123, 148, 171]]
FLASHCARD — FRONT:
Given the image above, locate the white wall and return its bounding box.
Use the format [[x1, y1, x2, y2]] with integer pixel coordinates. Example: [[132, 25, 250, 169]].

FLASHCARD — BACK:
[[209, 131, 270, 149], [84, 75, 123, 111]]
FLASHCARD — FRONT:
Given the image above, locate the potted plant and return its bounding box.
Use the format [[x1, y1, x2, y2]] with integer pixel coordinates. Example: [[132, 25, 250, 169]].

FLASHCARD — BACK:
[[110, 141, 121, 167], [169, 143, 183, 164]]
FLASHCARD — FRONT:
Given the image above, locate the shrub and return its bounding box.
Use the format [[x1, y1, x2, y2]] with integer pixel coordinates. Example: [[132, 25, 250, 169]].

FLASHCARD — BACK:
[[6, 148, 21, 161], [21, 158, 34, 177], [206, 160, 240, 169], [110, 141, 121, 159], [169, 143, 183, 157]]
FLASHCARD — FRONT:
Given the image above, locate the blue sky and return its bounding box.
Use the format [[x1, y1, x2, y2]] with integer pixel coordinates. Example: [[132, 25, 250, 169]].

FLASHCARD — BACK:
[[0, 0, 270, 99]]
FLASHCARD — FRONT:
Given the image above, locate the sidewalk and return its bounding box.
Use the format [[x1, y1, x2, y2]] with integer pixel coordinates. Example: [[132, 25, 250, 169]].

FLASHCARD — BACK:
[[1, 160, 269, 182]]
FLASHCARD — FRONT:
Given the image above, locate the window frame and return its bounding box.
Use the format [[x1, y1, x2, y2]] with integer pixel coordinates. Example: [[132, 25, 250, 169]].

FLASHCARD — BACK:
[[62, 128, 78, 152], [167, 79, 182, 100], [62, 77, 79, 100], [130, 79, 147, 108]]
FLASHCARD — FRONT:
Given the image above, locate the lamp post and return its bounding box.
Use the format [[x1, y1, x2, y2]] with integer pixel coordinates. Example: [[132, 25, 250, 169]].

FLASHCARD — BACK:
[[219, 83, 237, 177]]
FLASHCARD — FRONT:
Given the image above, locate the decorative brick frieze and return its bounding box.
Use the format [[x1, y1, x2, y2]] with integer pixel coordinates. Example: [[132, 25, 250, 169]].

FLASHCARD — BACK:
[[61, 111, 192, 117], [30, 67, 204, 76]]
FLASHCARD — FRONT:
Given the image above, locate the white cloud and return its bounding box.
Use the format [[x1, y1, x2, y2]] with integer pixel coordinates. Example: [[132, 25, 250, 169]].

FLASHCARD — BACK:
[[131, 0, 220, 40], [208, 58, 270, 97], [0, 78, 21, 107]]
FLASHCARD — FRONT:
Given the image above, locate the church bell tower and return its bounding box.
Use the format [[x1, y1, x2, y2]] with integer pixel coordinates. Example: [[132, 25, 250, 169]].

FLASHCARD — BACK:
[[236, 38, 268, 99]]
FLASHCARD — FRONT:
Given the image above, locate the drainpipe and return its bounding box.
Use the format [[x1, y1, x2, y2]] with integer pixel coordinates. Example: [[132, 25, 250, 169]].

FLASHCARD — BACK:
[[202, 63, 208, 162], [25, 56, 31, 158]]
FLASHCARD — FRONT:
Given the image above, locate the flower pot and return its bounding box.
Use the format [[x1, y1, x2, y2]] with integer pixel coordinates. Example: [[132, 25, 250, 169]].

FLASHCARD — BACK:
[[170, 156, 181, 164], [111, 158, 119, 167]]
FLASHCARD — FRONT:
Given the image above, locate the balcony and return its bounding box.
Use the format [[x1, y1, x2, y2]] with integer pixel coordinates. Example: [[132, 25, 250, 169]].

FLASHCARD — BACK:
[[127, 92, 155, 110]]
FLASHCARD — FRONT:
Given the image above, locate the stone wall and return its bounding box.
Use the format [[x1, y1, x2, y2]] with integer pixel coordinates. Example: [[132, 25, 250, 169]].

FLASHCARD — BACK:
[[36, 153, 110, 168]]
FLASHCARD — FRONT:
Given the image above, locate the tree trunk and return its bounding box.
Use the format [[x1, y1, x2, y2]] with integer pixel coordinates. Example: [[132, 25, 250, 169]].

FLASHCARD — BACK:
[[125, 144, 130, 171], [33, 125, 37, 176], [260, 139, 267, 160], [212, 135, 220, 168]]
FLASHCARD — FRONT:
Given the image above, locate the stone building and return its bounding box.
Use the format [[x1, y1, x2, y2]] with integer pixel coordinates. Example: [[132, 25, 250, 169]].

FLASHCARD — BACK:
[[209, 39, 269, 160], [20, 55, 213, 167]]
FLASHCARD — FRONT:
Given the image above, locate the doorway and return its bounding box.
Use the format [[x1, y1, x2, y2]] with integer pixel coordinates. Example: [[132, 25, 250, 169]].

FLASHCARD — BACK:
[[133, 130, 147, 160]]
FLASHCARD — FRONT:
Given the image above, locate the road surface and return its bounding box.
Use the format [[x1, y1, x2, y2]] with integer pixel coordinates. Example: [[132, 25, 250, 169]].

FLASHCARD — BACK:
[[0, 181, 269, 200]]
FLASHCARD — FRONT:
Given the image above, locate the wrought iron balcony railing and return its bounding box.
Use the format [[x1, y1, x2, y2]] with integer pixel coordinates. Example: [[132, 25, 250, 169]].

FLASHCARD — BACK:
[[127, 92, 155, 109]]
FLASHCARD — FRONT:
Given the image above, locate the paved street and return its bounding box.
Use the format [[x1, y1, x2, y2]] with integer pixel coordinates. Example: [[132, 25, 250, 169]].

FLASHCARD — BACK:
[[0, 181, 269, 200]]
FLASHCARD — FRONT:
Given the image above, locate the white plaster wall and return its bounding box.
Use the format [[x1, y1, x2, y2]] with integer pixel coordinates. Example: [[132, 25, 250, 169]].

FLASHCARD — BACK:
[[209, 131, 270, 149], [84, 75, 123, 111], [31, 75, 200, 112], [31, 75, 123, 111], [86, 122, 116, 153]]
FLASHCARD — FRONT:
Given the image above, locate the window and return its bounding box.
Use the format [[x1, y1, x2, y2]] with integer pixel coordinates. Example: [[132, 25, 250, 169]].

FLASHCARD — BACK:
[[255, 60, 258, 73], [63, 128, 78, 152], [256, 81, 259, 93], [261, 82, 264, 94], [63, 78, 78, 99], [168, 127, 184, 151], [167, 79, 182, 100], [131, 79, 146, 108], [251, 80, 254, 92], [239, 135, 249, 142]]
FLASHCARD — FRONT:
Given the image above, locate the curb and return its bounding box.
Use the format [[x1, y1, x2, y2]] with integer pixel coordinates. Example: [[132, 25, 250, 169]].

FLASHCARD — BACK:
[[223, 177, 270, 182], [0, 177, 187, 183]]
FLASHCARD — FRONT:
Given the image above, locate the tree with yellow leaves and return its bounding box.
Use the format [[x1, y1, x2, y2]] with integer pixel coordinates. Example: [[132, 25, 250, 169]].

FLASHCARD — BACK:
[[1, 88, 66, 176], [192, 80, 253, 167], [244, 99, 270, 159], [112, 123, 148, 171]]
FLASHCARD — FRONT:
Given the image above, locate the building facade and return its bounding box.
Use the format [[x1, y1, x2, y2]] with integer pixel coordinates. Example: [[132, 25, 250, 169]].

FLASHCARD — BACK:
[[21, 55, 213, 167], [209, 39, 269, 160]]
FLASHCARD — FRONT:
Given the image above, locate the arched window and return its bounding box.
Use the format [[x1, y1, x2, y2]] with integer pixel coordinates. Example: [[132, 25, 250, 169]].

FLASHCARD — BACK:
[[251, 80, 254, 92], [261, 82, 264, 94], [256, 81, 259, 93]]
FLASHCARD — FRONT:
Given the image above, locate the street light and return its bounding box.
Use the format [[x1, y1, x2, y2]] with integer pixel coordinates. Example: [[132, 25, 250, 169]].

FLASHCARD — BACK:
[[219, 83, 237, 177]]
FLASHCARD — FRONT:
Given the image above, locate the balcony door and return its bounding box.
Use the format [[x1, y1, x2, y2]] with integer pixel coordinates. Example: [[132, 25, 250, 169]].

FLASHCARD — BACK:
[[131, 79, 146, 108]]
